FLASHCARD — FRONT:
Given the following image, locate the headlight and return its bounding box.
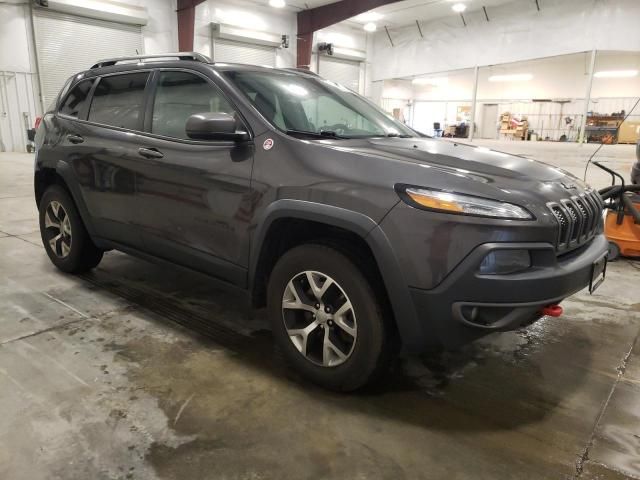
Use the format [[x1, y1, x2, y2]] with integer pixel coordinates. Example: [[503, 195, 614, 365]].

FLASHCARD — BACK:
[[397, 186, 534, 220]]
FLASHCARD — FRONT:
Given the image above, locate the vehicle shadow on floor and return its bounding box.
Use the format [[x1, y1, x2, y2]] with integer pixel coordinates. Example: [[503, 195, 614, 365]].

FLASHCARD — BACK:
[[78, 251, 593, 434]]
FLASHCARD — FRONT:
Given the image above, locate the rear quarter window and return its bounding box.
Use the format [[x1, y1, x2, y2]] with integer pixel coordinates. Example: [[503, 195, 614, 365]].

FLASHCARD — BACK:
[[59, 79, 94, 118]]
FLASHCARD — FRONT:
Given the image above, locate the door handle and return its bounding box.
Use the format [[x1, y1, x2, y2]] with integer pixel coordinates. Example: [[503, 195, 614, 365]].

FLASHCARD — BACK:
[[138, 147, 164, 159], [67, 134, 84, 144]]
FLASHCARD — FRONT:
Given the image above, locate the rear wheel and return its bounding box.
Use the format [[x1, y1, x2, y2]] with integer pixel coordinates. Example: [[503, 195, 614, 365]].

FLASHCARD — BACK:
[[607, 241, 621, 261], [39, 185, 103, 273], [267, 244, 392, 391]]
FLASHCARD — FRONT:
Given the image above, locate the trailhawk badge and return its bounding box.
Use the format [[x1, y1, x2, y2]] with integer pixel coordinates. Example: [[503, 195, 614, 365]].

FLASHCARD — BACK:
[[263, 138, 274, 151]]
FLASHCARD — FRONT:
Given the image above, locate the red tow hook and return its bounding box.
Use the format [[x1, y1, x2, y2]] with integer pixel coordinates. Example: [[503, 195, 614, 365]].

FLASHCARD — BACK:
[[541, 304, 563, 317]]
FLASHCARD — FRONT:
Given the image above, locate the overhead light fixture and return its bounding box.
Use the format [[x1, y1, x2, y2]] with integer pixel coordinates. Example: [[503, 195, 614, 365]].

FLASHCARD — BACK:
[[269, 0, 285, 7], [452, 3, 467, 12], [594, 70, 638, 78], [488, 73, 533, 82], [363, 22, 377, 32], [355, 11, 383, 22], [412, 77, 448, 86]]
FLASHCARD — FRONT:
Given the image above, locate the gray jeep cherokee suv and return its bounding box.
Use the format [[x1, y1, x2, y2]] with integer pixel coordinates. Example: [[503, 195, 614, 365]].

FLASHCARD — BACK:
[[34, 53, 608, 391]]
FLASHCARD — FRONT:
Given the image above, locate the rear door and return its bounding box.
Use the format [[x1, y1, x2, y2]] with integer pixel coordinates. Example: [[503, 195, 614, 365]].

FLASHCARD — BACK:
[[135, 69, 254, 286], [70, 71, 151, 247]]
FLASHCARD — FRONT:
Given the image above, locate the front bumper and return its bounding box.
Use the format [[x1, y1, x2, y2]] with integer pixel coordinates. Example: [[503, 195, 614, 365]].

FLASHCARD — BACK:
[[406, 234, 608, 351]]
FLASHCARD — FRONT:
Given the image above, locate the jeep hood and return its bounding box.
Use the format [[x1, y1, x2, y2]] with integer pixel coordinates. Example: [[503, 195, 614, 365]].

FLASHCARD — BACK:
[[324, 136, 584, 186]]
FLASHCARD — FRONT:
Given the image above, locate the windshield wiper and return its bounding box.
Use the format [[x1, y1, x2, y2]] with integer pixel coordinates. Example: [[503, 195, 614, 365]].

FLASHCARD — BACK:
[[285, 129, 349, 139], [386, 133, 413, 138]]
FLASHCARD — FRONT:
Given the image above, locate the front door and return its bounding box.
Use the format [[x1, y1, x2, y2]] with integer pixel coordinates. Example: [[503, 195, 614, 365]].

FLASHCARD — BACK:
[[135, 69, 254, 286]]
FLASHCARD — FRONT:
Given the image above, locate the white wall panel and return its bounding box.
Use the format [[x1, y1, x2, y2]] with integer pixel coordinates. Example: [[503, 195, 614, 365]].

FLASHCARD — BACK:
[[213, 39, 276, 66]]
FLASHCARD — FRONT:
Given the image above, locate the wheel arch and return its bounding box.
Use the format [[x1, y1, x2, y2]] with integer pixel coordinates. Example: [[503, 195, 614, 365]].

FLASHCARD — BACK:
[[34, 160, 98, 238], [249, 200, 423, 351]]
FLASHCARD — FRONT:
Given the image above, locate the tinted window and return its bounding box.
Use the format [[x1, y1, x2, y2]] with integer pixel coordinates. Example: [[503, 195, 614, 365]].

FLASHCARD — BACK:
[[151, 71, 234, 139], [59, 79, 93, 118], [88, 73, 149, 130]]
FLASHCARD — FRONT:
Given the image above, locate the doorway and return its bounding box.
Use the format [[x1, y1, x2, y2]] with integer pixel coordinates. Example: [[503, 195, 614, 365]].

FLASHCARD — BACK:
[[479, 104, 499, 139]]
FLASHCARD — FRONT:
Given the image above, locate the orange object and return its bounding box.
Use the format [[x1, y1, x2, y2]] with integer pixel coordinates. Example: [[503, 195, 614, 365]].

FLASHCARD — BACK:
[[605, 202, 640, 258]]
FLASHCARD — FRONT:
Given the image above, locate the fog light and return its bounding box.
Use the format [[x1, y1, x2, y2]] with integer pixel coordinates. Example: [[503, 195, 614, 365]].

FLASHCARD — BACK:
[[479, 249, 531, 275]]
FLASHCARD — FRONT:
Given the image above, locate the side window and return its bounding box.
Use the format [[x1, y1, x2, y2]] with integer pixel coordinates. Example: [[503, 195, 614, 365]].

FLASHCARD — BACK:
[[88, 72, 149, 130], [59, 79, 93, 118], [151, 71, 235, 139]]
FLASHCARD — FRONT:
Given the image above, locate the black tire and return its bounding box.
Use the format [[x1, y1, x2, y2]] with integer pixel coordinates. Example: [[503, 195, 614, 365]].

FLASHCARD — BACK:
[[607, 241, 620, 261], [267, 244, 392, 391], [39, 185, 103, 273]]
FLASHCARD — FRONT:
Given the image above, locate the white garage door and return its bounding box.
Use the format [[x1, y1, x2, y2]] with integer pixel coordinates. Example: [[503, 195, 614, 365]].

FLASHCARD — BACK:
[[318, 56, 360, 93], [213, 39, 276, 67], [32, 8, 143, 107]]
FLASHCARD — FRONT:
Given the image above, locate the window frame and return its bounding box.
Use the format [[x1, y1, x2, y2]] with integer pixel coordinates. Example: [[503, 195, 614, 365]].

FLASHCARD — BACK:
[[142, 68, 252, 145], [81, 69, 154, 133]]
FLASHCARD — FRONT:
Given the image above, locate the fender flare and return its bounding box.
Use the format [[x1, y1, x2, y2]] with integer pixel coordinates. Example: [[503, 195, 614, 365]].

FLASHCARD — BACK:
[[249, 199, 423, 351], [54, 159, 98, 238]]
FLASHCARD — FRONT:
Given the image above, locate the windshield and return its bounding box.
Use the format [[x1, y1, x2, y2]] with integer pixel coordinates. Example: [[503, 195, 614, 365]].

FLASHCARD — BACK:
[[224, 69, 416, 139]]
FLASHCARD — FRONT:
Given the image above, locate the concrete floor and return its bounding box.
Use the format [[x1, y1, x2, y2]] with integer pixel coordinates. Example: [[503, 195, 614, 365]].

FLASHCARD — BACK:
[[1, 143, 639, 480]]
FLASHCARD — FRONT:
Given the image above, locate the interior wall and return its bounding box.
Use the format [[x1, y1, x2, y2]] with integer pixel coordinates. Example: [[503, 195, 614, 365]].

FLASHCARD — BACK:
[[313, 23, 367, 94], [370, 0, 640, 82], [0, 1, 41, 152], [388, 50, 640, 140], [134, 0, 178, 54], [194, 0, 297, 68]]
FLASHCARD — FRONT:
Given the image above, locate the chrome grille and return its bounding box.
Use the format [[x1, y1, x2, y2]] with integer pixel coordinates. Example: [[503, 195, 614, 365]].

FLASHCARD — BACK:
[[548, 190, 602, 252]]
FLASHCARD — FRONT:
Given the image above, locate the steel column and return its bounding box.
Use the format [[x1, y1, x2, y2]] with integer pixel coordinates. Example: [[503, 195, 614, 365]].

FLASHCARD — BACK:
[[578, 49, 596, 144], [468, 65, 479, 141]]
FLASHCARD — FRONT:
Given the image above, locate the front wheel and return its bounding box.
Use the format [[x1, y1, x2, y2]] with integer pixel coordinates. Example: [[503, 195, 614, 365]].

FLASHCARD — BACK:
[[39, 185, 103, 273], [267, 244, 392, 391]]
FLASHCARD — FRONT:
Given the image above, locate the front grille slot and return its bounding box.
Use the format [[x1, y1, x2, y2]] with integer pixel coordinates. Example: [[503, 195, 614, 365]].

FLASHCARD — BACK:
[[548, 190, 602, 253], [551, 206, 570, 246]]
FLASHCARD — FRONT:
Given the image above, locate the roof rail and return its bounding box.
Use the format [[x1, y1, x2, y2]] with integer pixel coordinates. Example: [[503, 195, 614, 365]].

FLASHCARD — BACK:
[[282, 67, 320, 76], [91, 52, 212, 69]]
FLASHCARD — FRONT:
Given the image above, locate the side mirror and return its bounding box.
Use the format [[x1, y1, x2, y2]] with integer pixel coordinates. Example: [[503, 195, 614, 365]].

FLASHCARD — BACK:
[[185, 112, 249, 141]]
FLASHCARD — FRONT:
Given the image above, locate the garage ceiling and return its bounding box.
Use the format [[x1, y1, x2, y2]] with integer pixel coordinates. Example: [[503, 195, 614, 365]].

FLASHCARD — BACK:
[[261, 0, 521, 28]]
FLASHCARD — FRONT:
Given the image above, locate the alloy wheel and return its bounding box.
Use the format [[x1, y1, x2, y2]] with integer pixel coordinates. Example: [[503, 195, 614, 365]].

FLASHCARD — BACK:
[[44, 200, 72, 258], [282, 271, 357, 367]]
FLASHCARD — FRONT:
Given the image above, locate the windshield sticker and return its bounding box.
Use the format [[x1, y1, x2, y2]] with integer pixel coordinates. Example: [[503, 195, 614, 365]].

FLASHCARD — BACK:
[[263, 138, 274, 150]]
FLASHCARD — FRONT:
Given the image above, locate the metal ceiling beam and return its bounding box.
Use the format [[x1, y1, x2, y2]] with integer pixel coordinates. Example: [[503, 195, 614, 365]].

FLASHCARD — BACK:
[[297, 0, 404, 68], [177, 0, 206, 52]]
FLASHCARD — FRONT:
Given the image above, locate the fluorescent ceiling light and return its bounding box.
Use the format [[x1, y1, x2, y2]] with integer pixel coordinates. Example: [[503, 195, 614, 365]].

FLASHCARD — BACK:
[[452, 3, 467, 12], [269, 0, 285, 7], [488, 73, 533, 82], [363, 22, 377, 32], [594, 70, 638, 78], [412, 76, 448, 86], [355, 11, 383, 22]]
